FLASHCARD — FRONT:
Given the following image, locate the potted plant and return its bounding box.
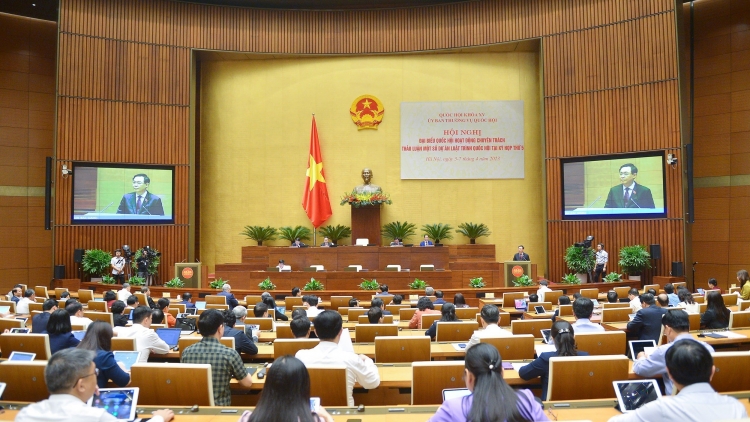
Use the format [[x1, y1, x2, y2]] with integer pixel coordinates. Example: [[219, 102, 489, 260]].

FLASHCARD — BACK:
[[421, 223, 453, 245], [618, 245, 652, 281], [165, 277, 185, 288], [455, 222, 492, 244], [130, 248, 161, 277], [561, 273, 582, 285], [359, 278, 379, 290], [564, 245, 595, 283], [469, 277, 485, 288], [513, 275, 535, 287], [101, 275, 117, 285], [240, 225, 278, 246], [603, 272, 622, 283], [128, 276, 146, 286], [258, 278, 276, 290], [317, 224, 352, 245], [209, 278, 228, 289], [82, 249, 113, 280], [381, 221, 417, 243], [279, 226, 313, 245], [304, 278, 324, 291], [409, 278, 428, 290]]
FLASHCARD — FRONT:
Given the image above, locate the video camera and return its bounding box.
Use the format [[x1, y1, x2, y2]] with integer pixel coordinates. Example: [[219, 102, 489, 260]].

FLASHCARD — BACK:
[[140, 245, 161, 259], [574, 235, 595, 249]]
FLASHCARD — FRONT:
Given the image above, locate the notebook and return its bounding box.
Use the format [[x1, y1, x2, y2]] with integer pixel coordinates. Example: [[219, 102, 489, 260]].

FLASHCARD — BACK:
[[155, 328, 181, 348], [442, 388, 471, 402], [613, 380, 661, 412], [8, 351, 35, 361], [628, 340, 656, 360], [72, 330, 87, 341], [113, 351, 141, 370], [88, 388, 139, 421]]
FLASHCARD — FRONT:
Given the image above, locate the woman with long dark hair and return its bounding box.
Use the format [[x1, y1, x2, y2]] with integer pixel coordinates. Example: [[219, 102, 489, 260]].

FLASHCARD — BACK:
[[77, 321, 130, 388], [241, 355, 333, 422], [46, 309, 80, 354], [678, 289, 699, 314], [428, 343, 546, 421], [453, 293, 469, 308], [518, 320, 588, 400], [425, 303, 458, 340], [701, 290, 731, 329]]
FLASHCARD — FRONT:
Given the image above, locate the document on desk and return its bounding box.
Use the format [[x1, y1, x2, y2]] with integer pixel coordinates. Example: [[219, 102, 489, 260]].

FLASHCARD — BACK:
[[722, 331, 747, 339], [511, 362, 528, 372], [534, 344, 556, 355]]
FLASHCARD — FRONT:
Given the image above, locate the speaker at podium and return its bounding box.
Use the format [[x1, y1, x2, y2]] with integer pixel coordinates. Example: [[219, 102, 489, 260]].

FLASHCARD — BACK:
[[175, 263, 201, 288]]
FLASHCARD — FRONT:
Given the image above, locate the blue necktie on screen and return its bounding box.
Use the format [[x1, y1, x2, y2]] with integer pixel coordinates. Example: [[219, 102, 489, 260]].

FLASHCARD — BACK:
[[136, 196, 143, 213], [623, 188, 631, 204]]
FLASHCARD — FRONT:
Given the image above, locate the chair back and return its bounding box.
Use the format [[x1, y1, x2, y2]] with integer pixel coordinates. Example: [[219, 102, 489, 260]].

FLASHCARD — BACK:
[[34, 286, 48, 299], [579, 288, 599, 299], [244, 295, 263, 307], [330, 296, 353, 310], [286, 297, 303, 308], [511, 319, 553, 338], [0, 333, 51, 360], [112, 337, 137, 351], [575, 331, 626, 355], [347, 308, 368, 321], [693, 294, 705, 304], [688, 312, 700, 331], [172, 303, 186, 313], [87, 301, 107, 312], [601, 302, 630, 309], [729, 310, 750, 329], [178, 337, 235, 356], [131, 363, 214, 406], [399, 308, 418, 321], [386, 304, 409, 315], [435, 321, 478, 342], [374, 336, 431, 363], [613, 286, 630, 299], [84, 311, 114, 325], [29, 302, 44, 314], [722, 294, 738, 307], [475, 312, 510, 327], [739, 300, 750, 311], [276, 324, 295, 339], [545, 290, 564, 305], [642, 284, 660, 294], [711, 351, 750, 393], [358, 314, 393, 324], [411, 361, 465, 405], [134, 293, 147, 305], [205, 295, 227, 305], [421, 313, 441, 329], [479, 335, 535, 360], [455, 307, 480, 320], [373, 295, 394, 306], [354, 324, 398, 342], [273, 338, 320, 358], [78, 289, 94, 304], [54, 288, 69, 298], [206, 303, 229, 310], [0, 361, 49, 402], [245, 317, 274, 331], [600, 307, 633, 324], [547, 355, 629, 400], [558, 304, 573, 317], [502, 292, 525, 308], [0, 300, 16, 313], [307, 366, 348, 406]]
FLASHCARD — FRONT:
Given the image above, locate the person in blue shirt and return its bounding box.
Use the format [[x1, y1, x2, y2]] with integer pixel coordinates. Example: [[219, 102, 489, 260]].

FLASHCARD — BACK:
[[419, 235, 434, 247], [664, 283, 680, 307], [179, 292, 197, 309], [217, 284, 239, 310]]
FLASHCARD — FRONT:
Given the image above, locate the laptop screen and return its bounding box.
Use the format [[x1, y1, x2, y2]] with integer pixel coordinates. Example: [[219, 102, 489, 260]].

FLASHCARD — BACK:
[[514, 299, 527, 310], [184, 307, 197, 315], [155, 328, 181, 347], [628, 340, 656, 360], [195, 301, 206, 310], [613, 380, 661, 412], [89, 388, 139, 421]]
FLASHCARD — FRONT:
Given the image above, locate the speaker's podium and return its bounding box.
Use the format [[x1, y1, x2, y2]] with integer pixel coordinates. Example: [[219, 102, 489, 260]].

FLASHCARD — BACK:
[[504, 261, 533, 287], [175, 263, 201, 288]]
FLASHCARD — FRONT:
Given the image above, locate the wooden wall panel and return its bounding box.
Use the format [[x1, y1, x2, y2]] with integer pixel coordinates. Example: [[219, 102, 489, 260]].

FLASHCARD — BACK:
[[55, 0, 685, 283]]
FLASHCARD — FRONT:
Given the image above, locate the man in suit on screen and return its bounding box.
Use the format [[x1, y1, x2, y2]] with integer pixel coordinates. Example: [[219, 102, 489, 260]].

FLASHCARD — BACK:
[[604, 163, 655, 209], [117, 173, 165, 215]]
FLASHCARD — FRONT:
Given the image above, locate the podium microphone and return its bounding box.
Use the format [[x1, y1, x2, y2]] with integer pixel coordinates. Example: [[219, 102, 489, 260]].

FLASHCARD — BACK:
[[631, 198, 642, 208], [97, 201, 115, 214], [587, 196, 602, 208]]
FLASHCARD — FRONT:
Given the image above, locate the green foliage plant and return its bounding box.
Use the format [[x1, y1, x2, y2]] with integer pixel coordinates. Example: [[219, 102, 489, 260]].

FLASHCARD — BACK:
[[409, 278, 428, 290], [240, 225, 278, 246], [603, 272, 622, 283], [165, 277, 185, 288], [561, 273, 582, 285], [82, 249, 113, 277], [455, 222, 492, 244], [469, 277, 485, 288], [278, 226, 313, 244], [618, 245, 652, 275], [421, 223, 454, 244], [304, 278, 324, 291], [513, 275, 535, 287], [101, 275, 117, 285], [128, 276, 146, 286], [564, 245, 595, 274], [209, 278, 228, 289], [359, 278, 380, 290], [317, 225, 352, 245], [258, 278, 276, 290], [381, 221, 417, 242]]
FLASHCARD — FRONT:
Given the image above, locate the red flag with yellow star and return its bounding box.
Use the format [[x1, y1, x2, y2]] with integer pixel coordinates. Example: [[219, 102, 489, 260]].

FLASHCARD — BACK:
[[302, 116, 332, 228]]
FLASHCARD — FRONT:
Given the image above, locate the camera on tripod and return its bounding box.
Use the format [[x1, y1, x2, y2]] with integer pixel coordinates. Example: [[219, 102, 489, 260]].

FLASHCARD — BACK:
[[574, 235, 595, 249], [141, 245, 161, 259]]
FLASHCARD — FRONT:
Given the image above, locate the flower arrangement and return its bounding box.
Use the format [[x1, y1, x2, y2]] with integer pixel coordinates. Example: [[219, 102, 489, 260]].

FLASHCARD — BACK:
[[340, 191, 392, 207], [469, 277, 485, 288], [209, 278, 228, 289], [258, 278, 276, 290], [512, 275, 535, 287], [165, 277, 185, 288], [359, 278, 380, 290], [409, 278, 428, 289], [304, 278, 324, 291]]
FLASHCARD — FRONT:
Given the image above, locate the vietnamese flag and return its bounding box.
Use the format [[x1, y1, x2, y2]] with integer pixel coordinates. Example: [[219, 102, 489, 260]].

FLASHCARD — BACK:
[[302, 116, 332, 228]]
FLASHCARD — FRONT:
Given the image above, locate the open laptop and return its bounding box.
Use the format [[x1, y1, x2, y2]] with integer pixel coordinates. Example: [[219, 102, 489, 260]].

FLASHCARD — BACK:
[[155, 328, 182, 350], [113, 351, 141, 371], [8, 351, 35, 361], [442, 388, 471, 402], [628, 340, 656, 360], [88, 388, 139, 421], [72, 330, 87, 341], [613, 380, 661, 412], [514, 299, 527, 311], [195, 301, 207, 310]]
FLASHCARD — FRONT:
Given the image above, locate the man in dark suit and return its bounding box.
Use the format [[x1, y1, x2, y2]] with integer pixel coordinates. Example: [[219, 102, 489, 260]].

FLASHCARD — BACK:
[[419, 235, 434, 247], [117, 173, 165, 215], [320, 237, 334, 247], [513, 245, 530, 261], [179, 292, 196, 309], [604, 163, 655, 209], [217, 283, 239, 310], [290, 238, 306, 248], [32, 298, 58, 333], [627, 293, 667, 342]]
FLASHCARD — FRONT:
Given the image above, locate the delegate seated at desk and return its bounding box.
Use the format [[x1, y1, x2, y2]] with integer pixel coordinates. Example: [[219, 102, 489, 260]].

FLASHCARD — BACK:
[[420, 235, 434, 247]]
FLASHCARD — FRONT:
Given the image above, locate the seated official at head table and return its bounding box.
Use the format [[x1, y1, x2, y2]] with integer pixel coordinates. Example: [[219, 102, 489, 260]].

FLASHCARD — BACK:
[[419, 235, 434, 247]]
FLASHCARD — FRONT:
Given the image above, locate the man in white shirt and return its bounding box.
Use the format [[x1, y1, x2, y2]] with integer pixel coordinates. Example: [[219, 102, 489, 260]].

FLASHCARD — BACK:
[[608, 339, 746, 422], [117, 283, 132, 302], [303, 295, 322, 318], [15, 348, 174, 422], [116, 305, 170, 362], [65, 301, 93, 330], [593, 243, 608, 283], [110, 249, 126, 284], [16, 289, 36, 314], [296, 310, 380, 406], [628, 288, 642, 313], [536, 280, 552, 302], [571, 297, 604, 333], [465, 305, 512, 350]]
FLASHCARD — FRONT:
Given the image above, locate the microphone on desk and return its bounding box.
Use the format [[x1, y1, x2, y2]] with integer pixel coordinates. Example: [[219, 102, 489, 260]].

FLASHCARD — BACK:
[[630, 198, 642, 208]]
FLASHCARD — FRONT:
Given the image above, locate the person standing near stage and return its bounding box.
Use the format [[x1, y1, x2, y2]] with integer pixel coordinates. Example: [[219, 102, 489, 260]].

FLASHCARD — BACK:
[[593, 243, 608, 283], [110, 249, 126, 284]]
